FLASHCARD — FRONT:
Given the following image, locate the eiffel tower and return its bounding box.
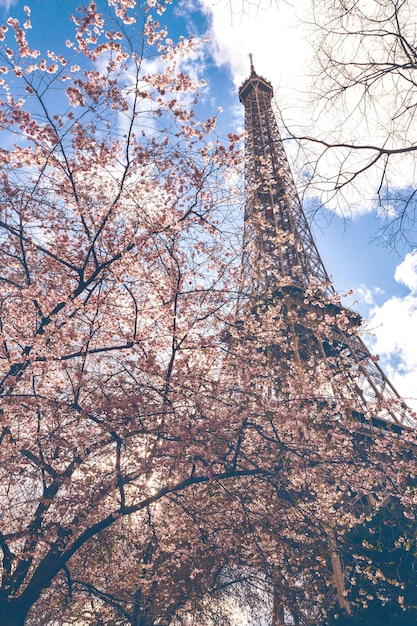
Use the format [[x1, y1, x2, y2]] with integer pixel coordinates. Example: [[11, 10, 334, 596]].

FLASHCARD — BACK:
[[236, 57, 415, 622], [238, 56, 413, 432]]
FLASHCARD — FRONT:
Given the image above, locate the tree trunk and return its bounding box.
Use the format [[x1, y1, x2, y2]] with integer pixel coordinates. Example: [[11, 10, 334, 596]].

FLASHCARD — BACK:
[[271, 582, 286, 626]]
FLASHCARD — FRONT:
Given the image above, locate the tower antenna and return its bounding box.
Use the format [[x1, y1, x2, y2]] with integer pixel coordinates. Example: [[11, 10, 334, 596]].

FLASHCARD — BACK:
[[249, 52, 255, 74]]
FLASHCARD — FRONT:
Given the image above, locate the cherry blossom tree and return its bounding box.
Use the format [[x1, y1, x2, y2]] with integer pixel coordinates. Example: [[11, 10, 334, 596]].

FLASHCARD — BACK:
[[26, 491, 273, 626], [0, 2, 249, 623], [1, 2, 417, 626]]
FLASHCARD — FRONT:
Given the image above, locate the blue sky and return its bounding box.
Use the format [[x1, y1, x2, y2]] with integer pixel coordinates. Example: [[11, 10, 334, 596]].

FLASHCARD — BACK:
[[1, 0, 415, 408]]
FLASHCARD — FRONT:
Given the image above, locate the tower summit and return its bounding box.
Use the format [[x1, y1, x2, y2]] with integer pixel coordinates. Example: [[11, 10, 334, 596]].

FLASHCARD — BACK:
[[238, 61, 414, 431]]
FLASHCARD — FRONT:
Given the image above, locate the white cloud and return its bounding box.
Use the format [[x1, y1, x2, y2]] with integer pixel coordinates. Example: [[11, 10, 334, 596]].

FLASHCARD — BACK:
[[367, 252, 417, 409], [0, 0, 17, 11], [394, 250, 417, 293], [355, 285, 384, 307], [198, 0, 310, 93]]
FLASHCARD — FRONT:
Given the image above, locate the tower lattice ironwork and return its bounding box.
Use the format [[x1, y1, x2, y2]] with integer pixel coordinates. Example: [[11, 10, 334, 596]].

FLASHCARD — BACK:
[[238, 58, 414, 432]]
